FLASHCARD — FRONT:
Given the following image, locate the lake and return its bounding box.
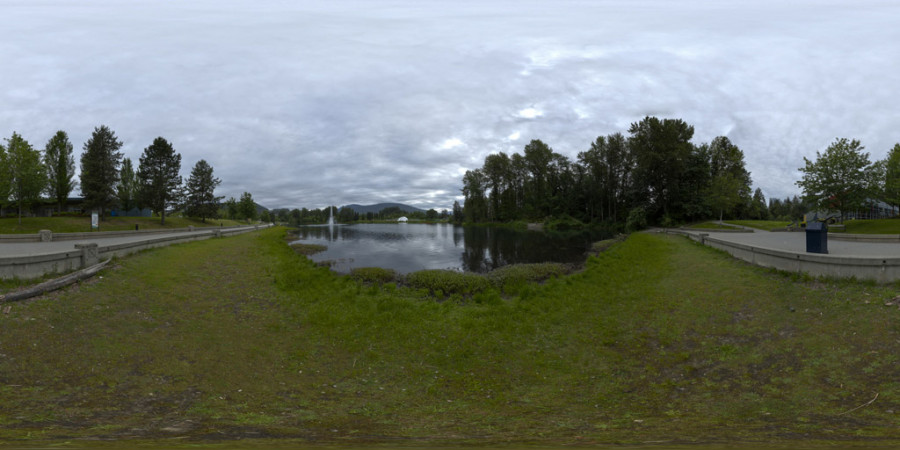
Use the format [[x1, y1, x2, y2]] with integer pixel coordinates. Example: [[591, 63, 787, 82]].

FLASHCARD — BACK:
[[291, 223, 609, 274]]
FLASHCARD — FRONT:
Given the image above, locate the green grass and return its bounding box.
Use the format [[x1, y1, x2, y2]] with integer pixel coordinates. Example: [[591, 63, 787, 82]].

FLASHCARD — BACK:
[[0, 216, 246, 234], [2, 227, 900, 445], [835, 219, 900, 234], [685, 221, 737, 230], [726, 219, 792, 231]]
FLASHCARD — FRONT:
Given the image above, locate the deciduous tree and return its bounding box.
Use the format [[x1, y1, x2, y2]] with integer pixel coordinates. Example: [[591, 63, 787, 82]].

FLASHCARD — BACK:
[[883, 143, 900, 214], [797, 138, 872, 222], [238, 192, 257, 221], [43, 130, 75, 213], [0, 143, 9, 214], [5, 132, 47, 224], [116, 157, 139, 212], [627, 116, 695, 223]]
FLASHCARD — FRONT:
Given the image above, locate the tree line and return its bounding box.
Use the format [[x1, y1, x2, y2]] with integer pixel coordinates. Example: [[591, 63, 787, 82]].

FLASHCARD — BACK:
[[0, 125, 229, 224], [268, 205, 450, 225], [460, 116, 760, 228]]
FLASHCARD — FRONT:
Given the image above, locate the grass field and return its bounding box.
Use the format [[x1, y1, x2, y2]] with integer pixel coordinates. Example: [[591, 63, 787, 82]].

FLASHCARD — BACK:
[[2, 227, 900, 446], [725, 220, 792, 231], [834, 219, 900, 234], [0, 216, 246, 234]]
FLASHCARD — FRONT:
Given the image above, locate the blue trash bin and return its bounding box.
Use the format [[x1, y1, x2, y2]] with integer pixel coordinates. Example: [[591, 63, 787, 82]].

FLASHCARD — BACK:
[[805, 221, 828, 254]]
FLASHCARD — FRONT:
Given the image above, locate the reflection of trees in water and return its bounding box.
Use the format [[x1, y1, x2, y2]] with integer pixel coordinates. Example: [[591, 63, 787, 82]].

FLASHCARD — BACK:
[[293, 226, 346, 242], [292, 224, 608, 274], [461, 227, 606, 273]]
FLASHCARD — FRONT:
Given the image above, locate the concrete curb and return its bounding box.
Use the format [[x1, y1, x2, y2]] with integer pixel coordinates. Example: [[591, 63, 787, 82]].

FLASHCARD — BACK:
[[0, 224, 273, 280], [662, 228, 900, 283], [0, 224, 252, 243]]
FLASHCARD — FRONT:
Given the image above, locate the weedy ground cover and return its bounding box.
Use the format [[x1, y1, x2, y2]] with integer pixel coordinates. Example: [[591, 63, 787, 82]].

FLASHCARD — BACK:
[[1, 227, 900, 446]]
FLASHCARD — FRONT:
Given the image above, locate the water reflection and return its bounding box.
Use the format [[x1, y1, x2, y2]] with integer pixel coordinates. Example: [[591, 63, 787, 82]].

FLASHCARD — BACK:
[[293, 223, 608, 274]]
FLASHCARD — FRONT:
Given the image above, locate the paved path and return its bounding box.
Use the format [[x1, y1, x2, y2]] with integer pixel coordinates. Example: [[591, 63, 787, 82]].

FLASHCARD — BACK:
[[684, 229, 900, 258], [0, 226, 262, 258]]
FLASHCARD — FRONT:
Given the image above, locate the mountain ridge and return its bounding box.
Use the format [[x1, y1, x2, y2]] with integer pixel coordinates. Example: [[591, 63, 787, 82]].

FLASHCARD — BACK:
[[343, 202, 425, 214]]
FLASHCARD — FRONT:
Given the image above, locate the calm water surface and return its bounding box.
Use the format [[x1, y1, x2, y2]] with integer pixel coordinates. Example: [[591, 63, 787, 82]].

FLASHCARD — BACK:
[[292, 223, 609, 274]]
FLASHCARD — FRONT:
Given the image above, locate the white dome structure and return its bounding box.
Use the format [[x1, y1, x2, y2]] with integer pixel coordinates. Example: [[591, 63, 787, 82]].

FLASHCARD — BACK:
[[397, 216, 408, 222]]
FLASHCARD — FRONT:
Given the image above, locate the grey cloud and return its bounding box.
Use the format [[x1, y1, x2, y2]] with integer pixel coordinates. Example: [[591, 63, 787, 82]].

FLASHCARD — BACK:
[[3, 0, 900, 210]]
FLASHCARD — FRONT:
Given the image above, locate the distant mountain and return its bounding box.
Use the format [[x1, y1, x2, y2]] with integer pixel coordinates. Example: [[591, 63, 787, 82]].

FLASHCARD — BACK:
[[343, 203, 425, 214]]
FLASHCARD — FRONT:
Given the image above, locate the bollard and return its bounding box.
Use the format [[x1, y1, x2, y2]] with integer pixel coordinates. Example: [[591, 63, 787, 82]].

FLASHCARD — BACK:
[[39, 230, 52, 242], [135, 224, 139, 231], [74, 243, 100, 267]]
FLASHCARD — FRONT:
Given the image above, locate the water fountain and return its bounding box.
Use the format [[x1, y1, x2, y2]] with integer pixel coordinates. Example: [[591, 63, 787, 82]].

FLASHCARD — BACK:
[[327, 206, 335, 226]]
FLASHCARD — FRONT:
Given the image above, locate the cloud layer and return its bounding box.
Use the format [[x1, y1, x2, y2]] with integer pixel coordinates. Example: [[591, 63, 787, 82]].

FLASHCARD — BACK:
[[3, 0, 899, 210]]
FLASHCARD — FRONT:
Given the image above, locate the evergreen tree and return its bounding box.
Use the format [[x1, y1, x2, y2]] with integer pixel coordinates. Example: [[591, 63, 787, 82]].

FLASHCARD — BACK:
[[238, 192, 257, 221], [137, 137, 182, 225], [43, 130, 75, 213], [80, 125, 123, 218], [5, 132, 47, 224], [183, 159, 222, 222], [751, 188, 769, 220], [116, 157, 138, 212]]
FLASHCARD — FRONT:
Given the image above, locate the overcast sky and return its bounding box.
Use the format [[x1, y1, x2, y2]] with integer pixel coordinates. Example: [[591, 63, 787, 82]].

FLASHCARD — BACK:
[[3, 0, 899, 211]]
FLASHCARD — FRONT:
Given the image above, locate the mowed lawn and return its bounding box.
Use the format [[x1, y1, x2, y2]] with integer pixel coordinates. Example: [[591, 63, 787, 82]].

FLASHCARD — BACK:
[[836, 219, 900, 234], [0, 216, 246, 234], [725, 220, 792, 231], [1, 227, 899, 446]]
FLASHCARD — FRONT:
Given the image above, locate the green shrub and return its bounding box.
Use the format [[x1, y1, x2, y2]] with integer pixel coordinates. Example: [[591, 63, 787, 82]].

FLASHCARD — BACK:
[[625, 206, 647, 232], [544, 214, 585, 231], [349, 267, 398, 284], [405, 270, 492, 297], [289, 242, 327, 256]]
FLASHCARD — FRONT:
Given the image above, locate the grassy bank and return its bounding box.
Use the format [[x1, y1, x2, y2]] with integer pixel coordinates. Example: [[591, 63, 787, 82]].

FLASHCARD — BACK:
[[725, 220, 792, 231], [2, 228, 900, 445], [0, 216, 246, 234], [833, 219, 900, 234], [684, 221, 737, 230]]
